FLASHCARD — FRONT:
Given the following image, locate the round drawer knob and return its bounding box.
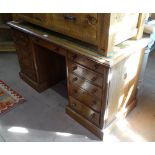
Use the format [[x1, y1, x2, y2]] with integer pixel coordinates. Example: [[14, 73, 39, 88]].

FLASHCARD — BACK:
[[87, 15, 97, 25], [73, 77, 78, 82], [124, 73, 127, 80], [91, 88, 98, 93], [73, 89, 78, 94], [90, 113, 95, 120], [91, 77, 97, 81], [71, 102, 76, 107], [94, 64, 99, 69], [92, 100, 97, 105]]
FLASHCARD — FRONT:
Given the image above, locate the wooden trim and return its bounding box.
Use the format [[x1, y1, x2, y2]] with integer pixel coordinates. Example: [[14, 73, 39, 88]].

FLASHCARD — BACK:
[[134, 13, 147, 39]]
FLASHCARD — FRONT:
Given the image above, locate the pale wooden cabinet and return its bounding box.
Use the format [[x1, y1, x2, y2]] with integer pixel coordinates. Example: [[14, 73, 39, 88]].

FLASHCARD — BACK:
[[13, 13, 146, 56]]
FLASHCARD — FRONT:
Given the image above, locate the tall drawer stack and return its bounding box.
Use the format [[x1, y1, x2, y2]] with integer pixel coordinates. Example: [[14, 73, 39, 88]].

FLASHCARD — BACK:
[[66, 51, 108, 133]]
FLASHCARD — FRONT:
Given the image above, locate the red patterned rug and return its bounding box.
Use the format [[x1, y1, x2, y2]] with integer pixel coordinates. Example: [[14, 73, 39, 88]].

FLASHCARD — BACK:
[[0, 80, 25, 114]]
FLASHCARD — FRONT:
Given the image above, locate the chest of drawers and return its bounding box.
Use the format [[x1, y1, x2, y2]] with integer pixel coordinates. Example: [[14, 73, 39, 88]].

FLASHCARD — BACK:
[[13, 13, 146, 56]]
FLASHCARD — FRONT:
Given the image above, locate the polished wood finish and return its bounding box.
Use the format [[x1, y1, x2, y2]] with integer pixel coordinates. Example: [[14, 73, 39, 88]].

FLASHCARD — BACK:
[[13, 13, 145, 56], [8, 21, 149, 140]]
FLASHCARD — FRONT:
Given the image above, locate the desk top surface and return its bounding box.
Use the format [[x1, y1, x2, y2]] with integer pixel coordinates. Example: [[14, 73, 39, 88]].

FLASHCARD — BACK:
[[8, 21, 150, 68]]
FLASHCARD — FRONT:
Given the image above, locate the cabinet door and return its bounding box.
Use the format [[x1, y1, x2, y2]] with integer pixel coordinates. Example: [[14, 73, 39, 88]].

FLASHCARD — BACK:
[[12, 29, 37, 81], [105, 49, 145, 126]]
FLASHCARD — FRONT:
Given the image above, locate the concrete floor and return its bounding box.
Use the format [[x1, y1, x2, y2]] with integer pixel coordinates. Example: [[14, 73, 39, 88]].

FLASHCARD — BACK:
[[0, 50, 155, 142]]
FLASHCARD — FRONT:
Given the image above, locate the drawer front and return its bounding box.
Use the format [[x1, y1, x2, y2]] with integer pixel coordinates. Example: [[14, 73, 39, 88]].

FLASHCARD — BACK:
[[48, 13, 98, 44], [69, 84, 101, 112], [68, 60, 104, 88], [68, 52, 106, 75], [69, 73, 102, 100], [69, 96, 100, 126], [19, 14, 47, 25]]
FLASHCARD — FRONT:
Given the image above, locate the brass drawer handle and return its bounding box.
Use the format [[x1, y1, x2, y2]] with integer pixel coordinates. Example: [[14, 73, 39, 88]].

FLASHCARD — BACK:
[[64, 14, 76, 21]]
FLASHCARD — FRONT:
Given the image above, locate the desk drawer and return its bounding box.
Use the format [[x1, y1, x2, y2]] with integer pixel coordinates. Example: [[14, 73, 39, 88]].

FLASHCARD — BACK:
[[68, 52, 106, 75], [48, 13, 98, 44], [69, 96, 100, 126], [69, 84, 101, 112], [68, 60, 104, 88], [69, 73, 102, 100]]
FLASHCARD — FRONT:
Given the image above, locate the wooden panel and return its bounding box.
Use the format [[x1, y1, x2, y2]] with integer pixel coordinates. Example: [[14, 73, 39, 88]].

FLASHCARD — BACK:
[[69, 84, 102, 112], [69, 73, 102, 100], [104, 48, 145, 126], [12, 29, 37, 81], [69, 96, 100, 126], [68, 60, 104, 88]]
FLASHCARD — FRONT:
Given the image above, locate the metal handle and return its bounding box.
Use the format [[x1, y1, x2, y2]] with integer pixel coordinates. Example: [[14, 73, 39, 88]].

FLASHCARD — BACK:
[[64, 14, 76, 21]]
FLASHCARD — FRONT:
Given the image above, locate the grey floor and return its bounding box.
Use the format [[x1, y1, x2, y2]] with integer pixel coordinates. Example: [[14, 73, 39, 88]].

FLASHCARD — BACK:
[[0, 50, 155, 142]]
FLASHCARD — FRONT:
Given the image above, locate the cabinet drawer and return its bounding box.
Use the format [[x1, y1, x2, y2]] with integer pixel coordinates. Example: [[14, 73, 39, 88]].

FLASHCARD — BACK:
[[69, 84, 102, 112], [69, 73, 102, 100], [48, 13, 98, 44], [69, 96, 100, 126], [68, 60, 104, 88], [68, 52, 106, 75]]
